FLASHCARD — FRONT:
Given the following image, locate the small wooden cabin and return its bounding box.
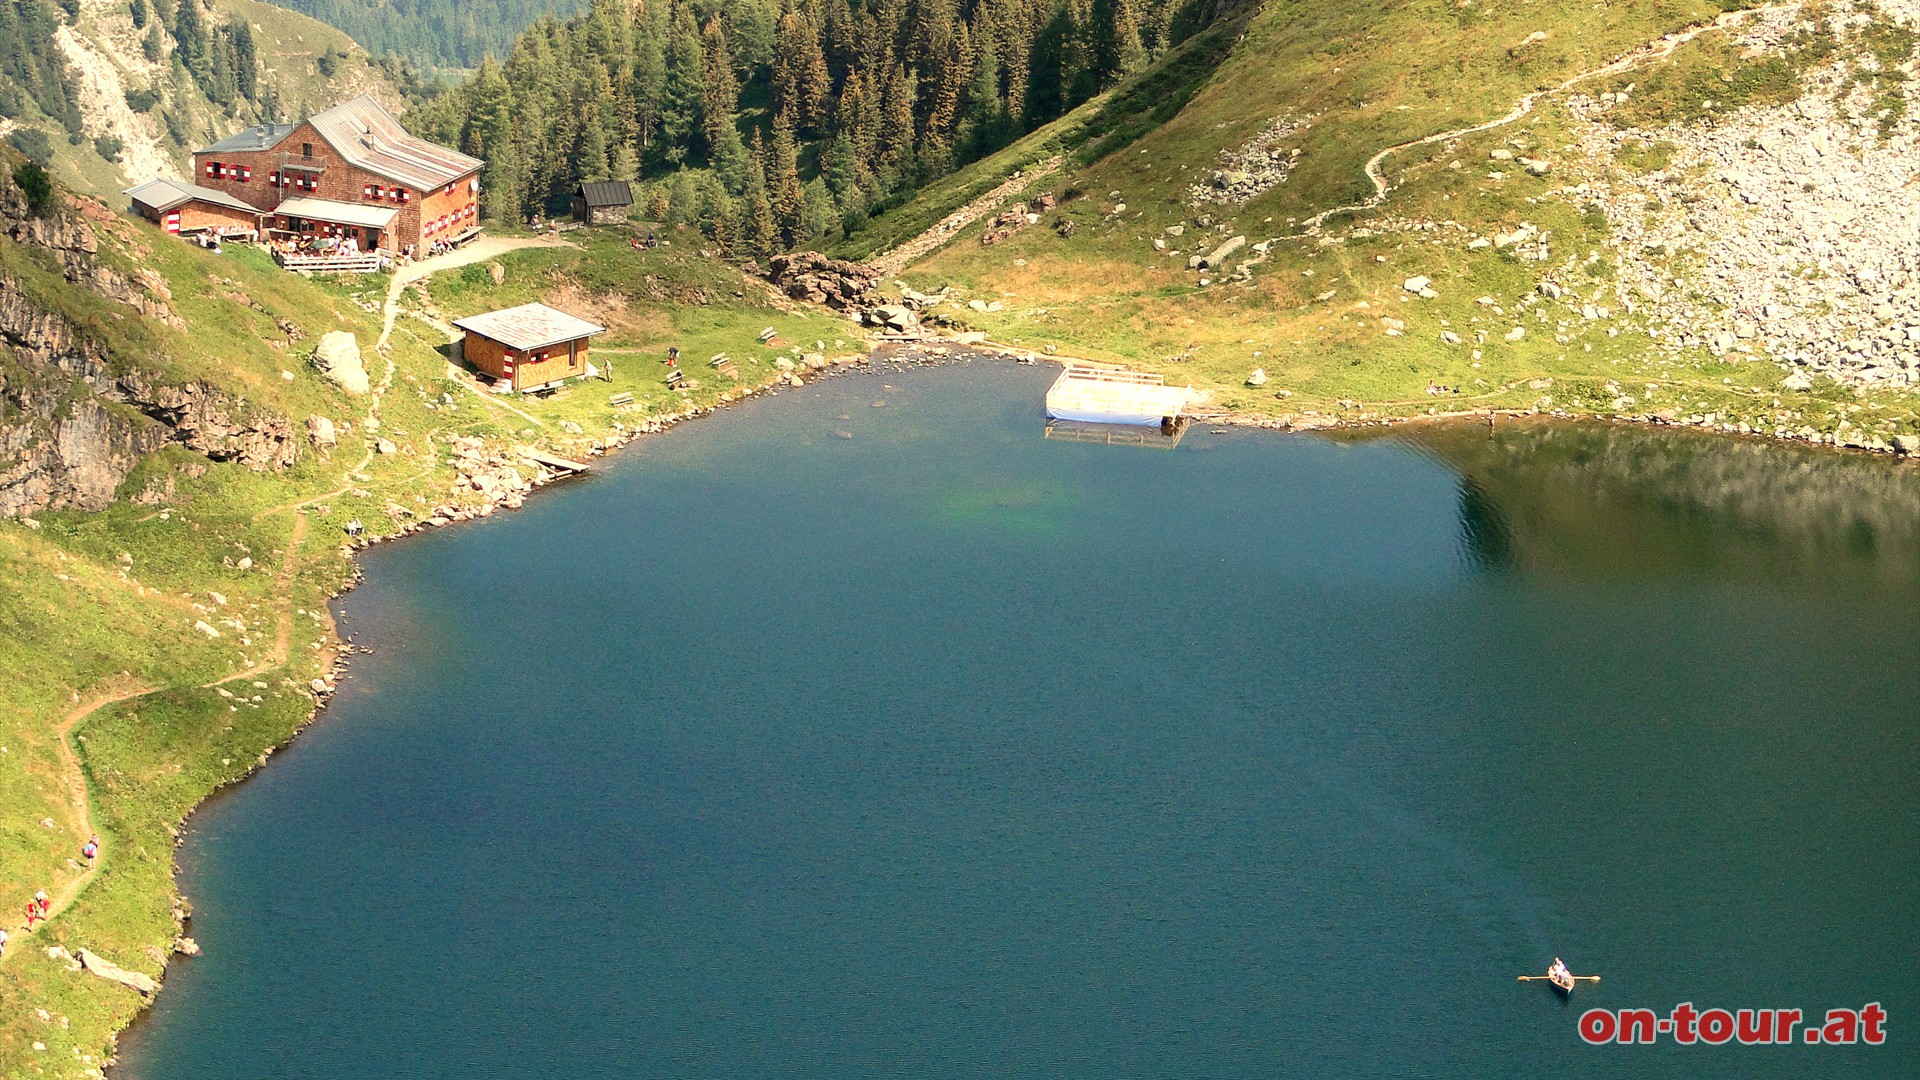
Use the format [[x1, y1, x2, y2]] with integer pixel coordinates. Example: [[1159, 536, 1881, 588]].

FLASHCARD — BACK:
[[124, 179, 263, 239], [453, 303, 606, 393], [571, 181, 634, 225]]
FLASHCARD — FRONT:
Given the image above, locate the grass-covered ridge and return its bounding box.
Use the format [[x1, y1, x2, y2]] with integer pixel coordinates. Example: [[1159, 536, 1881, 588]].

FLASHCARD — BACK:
[[0, 212, 829, 1077], [874, 0, 1920, 444]]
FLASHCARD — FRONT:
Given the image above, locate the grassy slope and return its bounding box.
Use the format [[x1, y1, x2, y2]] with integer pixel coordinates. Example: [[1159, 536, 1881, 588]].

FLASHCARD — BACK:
[[881, 0, 1920, 440], [0, 218, 823, 1077]]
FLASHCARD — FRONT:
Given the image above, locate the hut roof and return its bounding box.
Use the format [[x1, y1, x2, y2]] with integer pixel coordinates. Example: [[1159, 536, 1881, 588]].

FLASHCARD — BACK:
[[197, 97, 482, 189], [576, 181, 634, 208], [307, 96, 484, 189], [123, 178, 261, 216], [453, 303, 607, 351], [273, 195, 401, 230], [195, 123, 298, 155]]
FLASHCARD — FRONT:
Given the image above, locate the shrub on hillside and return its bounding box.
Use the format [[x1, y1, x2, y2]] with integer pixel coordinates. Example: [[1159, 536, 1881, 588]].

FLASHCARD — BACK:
[[13, 161, 56, 216], [6, 128, 52, 165]]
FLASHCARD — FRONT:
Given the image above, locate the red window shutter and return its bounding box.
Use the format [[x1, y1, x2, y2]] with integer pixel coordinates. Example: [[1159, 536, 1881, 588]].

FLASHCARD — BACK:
[[240, 166, 251, 181]]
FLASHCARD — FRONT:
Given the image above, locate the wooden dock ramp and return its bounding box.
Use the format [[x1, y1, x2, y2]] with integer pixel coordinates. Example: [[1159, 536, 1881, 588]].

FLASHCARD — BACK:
[[526, 450, 592, 474]]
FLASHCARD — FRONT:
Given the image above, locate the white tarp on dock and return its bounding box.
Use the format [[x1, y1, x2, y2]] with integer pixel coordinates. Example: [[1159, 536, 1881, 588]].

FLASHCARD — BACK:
[[1044, 365, 1192, 426]]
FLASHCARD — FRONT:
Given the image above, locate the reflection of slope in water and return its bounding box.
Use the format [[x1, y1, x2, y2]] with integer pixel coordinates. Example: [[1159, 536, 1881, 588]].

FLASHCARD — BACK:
[[1402, 419, 1920, 589]]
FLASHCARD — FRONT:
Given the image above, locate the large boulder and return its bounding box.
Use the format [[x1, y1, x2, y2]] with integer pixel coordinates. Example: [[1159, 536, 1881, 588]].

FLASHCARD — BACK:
[[306, 415, 337, 448], [77, 949, 158, 995], [312, 332, 369, 395]]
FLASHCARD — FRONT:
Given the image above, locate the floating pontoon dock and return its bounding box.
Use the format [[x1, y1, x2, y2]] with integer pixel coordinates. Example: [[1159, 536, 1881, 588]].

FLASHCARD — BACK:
[[1044, 365, 1192, 426]]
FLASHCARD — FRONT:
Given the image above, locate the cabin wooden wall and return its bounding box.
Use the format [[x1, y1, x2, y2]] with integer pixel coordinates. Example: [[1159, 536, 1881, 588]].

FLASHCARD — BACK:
[[463, 332, 511, 381], [513, 338, 587, 389]]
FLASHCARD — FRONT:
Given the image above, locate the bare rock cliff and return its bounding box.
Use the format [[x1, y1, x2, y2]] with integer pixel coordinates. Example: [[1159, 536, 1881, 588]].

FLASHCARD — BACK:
[[0, 171, 296, 517]]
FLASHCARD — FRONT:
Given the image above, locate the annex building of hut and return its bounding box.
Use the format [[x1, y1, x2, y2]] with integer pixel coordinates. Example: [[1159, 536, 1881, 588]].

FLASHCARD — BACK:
[[189, 95, 483, 254], [571, 181, 633, 225], [453, 303, 606, 393], [124, 179, 263, 239]]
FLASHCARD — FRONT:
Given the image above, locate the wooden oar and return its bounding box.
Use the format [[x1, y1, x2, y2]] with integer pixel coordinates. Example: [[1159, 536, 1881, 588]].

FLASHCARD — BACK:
[[1517, 974, 1601, 981]]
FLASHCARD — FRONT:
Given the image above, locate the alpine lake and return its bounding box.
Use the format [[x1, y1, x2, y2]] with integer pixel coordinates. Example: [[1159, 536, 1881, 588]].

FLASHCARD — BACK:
[[119, 358, 1919, 1078]]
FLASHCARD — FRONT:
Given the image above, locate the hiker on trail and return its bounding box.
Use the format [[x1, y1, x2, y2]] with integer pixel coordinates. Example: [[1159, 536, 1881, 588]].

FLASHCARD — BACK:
[[82, 835, 98, 865], [34, 890, 49, 916], [666, 347, 680, 367], [24, 903, 39, 929]]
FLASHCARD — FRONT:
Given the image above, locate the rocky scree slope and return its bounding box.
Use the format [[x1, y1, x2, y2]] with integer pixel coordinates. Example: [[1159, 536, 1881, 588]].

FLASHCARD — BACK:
[[1569, 1, 1920, 390]]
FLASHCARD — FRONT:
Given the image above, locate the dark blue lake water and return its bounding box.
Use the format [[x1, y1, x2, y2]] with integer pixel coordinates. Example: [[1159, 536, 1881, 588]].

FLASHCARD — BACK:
[[121, 360, 1919, 1077]]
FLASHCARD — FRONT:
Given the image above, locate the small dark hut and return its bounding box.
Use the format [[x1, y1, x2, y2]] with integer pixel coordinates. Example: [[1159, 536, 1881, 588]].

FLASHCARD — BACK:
[[572, 181, 634, 226]]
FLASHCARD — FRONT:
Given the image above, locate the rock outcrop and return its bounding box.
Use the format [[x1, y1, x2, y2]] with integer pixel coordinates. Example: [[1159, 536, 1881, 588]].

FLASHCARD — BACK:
[[76, 949, 158, 995], [0, 169, 300, 517], [311, 332, 370, 395], [764, 252, 879, 311]]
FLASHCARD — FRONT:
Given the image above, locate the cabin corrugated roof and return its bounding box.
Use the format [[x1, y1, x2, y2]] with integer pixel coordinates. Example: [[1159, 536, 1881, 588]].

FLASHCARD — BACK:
[[307, 95, 483, 189], [123, 178, 261, 216], [453, 303, 607, 351], [195, 123, 298, 155], [576, 180, 634, 208], [273, 195, 401, 230]]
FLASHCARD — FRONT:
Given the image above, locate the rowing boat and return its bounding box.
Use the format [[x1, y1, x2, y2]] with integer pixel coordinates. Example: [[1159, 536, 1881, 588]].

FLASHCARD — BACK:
[[1547, 958, 1575, 995], [1518, 959, 1596, 993]]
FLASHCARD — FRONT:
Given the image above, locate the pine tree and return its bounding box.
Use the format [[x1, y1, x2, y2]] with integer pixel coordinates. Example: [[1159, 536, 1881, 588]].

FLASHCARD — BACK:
[[961, 36, 1008, 158], [834, 69, 877, 170], [463, 57, 515, 161], [922, 20, 970, 174], [771, 12, 830, 134], [610, 140, 639, 181], [577, 107, 612, 181], [768, 114, 804, 245], [172, 0, 205, 64], [142, 21, 164, 61], [665, 168, 697, 224], [1090, 0, 1146, 87], [821, 128, 860, 199], [643, 180, 670, 220], [659, 5, 704, 163], [799, 175, 836, 243], [631, 0, 667, 153], [231, 19, 257, 101], [130, 0, 147, 29], [698, 16, 738, 162], [876, 63, 917, 190], [1023, 5, 1072, 127], [820, 0, 856, 88]]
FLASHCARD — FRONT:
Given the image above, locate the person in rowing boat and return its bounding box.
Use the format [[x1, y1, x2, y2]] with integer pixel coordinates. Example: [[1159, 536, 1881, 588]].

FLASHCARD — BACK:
[[1549, 959, 1571, 981]]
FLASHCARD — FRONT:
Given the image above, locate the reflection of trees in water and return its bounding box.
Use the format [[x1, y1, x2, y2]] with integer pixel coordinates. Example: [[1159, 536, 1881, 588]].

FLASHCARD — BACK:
[[1456, 477, 1516, 574], [1408, 421, 1920, 589]]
